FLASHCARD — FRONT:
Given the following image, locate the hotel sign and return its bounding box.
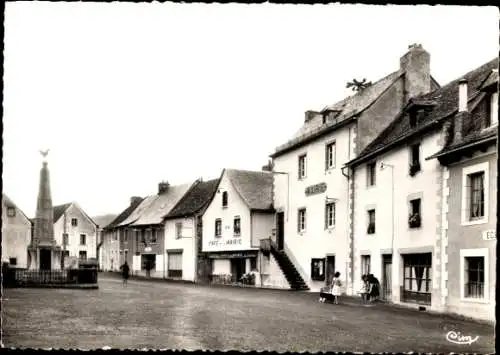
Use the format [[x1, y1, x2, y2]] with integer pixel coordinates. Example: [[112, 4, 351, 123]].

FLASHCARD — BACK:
[[305, 182, 327, 196], [482, 230, 496, 241], [208, 238, 243, 247]]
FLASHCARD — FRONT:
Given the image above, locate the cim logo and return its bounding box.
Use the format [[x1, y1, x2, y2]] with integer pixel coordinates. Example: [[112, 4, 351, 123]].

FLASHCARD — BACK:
[[445, 331, 479, 345]]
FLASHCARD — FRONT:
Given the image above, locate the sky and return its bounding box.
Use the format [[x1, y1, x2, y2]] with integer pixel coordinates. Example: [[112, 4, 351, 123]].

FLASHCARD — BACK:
[[3, 3, 499, 218]]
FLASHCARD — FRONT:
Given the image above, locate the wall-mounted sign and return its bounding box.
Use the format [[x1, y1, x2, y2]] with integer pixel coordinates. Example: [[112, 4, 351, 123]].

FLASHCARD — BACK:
[[482, 230, 496, 241], [144, 246, 152, 252], [208, 238, 243, 247], [305, 182, 327, 196], [208, 251, 258, 259]]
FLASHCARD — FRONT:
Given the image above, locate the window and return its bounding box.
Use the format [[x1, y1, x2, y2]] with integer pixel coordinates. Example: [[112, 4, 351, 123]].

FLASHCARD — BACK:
[[135, 230, 140, 248], [141, 229, 146, 244], [409, 199, 421, 228], [409, 143, 421, 176], [487, 91, 498, 127], [222, 191, 228, 208], [464, 257, 485, 299], [409, 110, 418, 128], [311, 258, 326, 281], [366, 162, 376, 186], [9, 257, 17, 266], [298, 154, 307, 179], [297, 208, 306, 232], [176, 222, 183, 239], [325, 202, 336, 229], [215, 219, 222, 237], [79, 251, 87, 260], [71, 218, 78, 227], [63, 233, 69, 246], [62, 250, 69, 259], [114, 230, 118, 241], [361, 255, 371, 276], [151, 229, 157, 243], [325, 142, 336, 170], [367, 209, 375, 234], [80, 234, 86, 245], [402, 253, 432, 305], [167, 252, 182, 278], [7, 207, 15, 217], [469, 172, 485, 220], [233, 216, 241, 236]]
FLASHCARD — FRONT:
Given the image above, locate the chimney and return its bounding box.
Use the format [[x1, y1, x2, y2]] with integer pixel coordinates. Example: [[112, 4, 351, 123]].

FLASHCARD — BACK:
[[130, 196, 142, 206], [158, 181, 169, 195], [454, 78, 468, 142], [400, 43, 431, 103]]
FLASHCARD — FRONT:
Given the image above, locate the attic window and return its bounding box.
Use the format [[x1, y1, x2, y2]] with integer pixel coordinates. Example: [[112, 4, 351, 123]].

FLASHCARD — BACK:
[[222, 191, 228, 208], [409, 110, 418, 128], [7, 207, 16, 217], [486, 91, 498, 127]]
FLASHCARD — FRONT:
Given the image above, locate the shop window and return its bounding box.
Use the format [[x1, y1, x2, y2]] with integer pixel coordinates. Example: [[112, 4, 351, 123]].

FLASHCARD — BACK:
[[402, 253, 432, 305], [311, 258, 325, 281]]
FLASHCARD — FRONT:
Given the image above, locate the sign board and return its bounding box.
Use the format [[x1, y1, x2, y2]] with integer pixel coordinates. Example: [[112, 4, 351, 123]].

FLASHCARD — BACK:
[[208, 238, 242, 248], [482, 230, 496, 241], [208, 251, 259, 259], [144, 246, 152, 252], [305, 182, 327, 196]]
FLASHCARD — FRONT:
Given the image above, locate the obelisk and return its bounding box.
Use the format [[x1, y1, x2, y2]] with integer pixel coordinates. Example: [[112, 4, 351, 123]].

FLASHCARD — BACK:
[[28, 150, 58, 270]]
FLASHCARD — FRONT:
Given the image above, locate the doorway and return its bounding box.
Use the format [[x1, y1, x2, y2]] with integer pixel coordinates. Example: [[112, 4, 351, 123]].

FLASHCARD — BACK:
[[40, 249, 52, 270], [326, 255, 336, 285], [276, 212, 285, 250], [382, 254, 392, 301], [231, 258, 246, 283]]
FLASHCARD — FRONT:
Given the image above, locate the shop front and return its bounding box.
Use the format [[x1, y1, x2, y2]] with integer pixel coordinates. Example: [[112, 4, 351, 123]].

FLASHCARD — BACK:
[[207, 250, 259, 285]]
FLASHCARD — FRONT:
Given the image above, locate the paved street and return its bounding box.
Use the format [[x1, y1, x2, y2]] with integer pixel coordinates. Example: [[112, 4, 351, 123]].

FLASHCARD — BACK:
[[2, 274, 495, 352]]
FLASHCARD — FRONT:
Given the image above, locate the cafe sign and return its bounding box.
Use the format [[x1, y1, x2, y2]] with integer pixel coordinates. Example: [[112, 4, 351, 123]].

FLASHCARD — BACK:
[[482, 230, 496, 241], [305, 182, 327, 196], [208, 238, 243, 247]]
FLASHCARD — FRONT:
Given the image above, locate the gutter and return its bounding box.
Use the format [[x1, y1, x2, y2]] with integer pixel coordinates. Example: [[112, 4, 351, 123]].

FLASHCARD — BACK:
[[425, 135, 497, 161]]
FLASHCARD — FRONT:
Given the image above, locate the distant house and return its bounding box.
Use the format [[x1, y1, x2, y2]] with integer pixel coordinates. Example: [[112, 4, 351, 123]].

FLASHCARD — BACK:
[[347, 58, 497, 314], [101, 196, 144, 272], [52, 202, 98, 267], [1, 194, 32, 268], [163, 178, 219, 283], [426, 65, 497, 321], [112, 181, 195, 278], [93, 214, 118, 270], [202, 169, 275, 286]]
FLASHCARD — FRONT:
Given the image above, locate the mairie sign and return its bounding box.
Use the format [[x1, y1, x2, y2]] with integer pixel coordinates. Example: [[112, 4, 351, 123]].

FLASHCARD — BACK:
[[305, 182, 327, 196]]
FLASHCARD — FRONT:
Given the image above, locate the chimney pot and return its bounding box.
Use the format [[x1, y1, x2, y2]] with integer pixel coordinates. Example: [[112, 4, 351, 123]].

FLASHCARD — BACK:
[[458, 78, 468, 113]]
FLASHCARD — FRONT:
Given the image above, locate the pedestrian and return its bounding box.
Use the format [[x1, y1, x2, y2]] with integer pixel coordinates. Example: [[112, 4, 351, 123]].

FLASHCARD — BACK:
[[331, 271, 342, 305], [358, 274, 369, 304], [367, 274, 380, 303], [120, 261, 130, 287]]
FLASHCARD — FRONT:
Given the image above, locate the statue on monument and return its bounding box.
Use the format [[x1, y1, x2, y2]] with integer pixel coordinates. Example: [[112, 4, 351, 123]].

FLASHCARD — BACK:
[[39, 149, 50, 161]]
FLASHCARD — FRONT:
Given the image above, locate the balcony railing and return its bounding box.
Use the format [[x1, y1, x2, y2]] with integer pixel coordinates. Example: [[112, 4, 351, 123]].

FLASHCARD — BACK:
[[465, 282, 485, 299]]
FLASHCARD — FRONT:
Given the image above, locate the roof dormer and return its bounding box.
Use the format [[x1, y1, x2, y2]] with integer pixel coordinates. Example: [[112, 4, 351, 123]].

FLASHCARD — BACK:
[[406, 99, 436, 128]]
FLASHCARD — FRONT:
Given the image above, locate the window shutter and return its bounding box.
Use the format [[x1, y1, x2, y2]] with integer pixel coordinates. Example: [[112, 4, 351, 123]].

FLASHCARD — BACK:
[[325, 145, 329, 170], [324, 204, 328, 229]]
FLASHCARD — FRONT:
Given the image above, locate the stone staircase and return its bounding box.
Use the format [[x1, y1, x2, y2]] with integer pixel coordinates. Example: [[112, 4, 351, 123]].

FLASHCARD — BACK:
[[268, 240, 309, 291]]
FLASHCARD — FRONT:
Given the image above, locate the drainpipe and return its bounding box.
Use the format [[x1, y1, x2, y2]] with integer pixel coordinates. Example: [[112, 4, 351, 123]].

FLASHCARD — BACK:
[[380, 162, 395, 299], [341, 165, 351, 292]]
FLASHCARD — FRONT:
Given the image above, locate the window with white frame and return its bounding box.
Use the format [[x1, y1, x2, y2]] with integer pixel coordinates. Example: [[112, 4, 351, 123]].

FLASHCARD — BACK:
[[298, 154, 307, 179], [233, 216, 241, 236], [222, 191, 228, 208], [297, 208, 306, 232], [80, 234, 86, 245], [215, 219, 222, 237], [462, 162, 489, 225], [325, 202, 336, 229], [175, 222, 183, 239], [325, 142, 336, 170], [7, 207, 16, 217], [460, 248, 488, 301], [361, 255, 371, 276], [487, 91, 498, 127], [366, 162, 376, 187], [71, 218, 78, 227]]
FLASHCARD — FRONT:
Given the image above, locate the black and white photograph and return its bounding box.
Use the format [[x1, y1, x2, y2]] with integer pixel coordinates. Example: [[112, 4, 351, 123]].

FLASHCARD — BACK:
[[1, 2, 497, 352]]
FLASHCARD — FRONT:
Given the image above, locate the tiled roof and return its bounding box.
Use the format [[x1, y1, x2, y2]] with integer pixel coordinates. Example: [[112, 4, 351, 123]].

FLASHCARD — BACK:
[[2, 193, 31, 223], [226, 169, 274, 211], [130, 182, 194, 227], [92, 214, 118, 229], [348, 58, 498, 166], [165, 179, 220, 219], [105, 197, 145, 230], [53, 203, 72, 223], [271, 70, 402, 158]]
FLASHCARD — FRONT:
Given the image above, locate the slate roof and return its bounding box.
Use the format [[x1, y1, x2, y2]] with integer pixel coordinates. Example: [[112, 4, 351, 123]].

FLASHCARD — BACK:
[[226, 169, 274, 211], [53, 203, 72, 223], [92, 214, 118, 229], [270, 70, 404, 158], [116, 195, 158, 227], [130, 182, 195, 227], [165, 179, 220, 219], [2, 193, 31, 223], [103, 197, 144, 230], [347, 58, 498, 167]]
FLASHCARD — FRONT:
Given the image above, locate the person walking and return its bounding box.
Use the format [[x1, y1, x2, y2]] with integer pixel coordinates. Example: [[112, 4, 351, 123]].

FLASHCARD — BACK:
[[120, 261, 130, 287], [331, 271, 342, 305]]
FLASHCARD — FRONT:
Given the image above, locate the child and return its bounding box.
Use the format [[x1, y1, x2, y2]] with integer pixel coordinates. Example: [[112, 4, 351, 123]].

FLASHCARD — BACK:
[[359, 274, 369, 304], [331, 271, 342, 304]]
